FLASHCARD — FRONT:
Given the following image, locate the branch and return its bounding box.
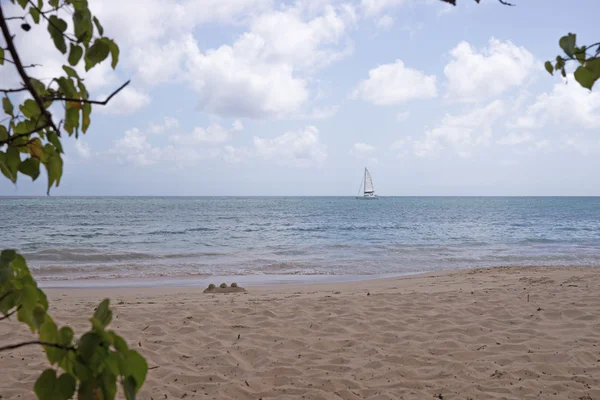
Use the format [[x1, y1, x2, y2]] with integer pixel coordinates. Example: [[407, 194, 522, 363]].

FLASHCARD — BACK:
[[0, 340, 76, 352], [498, 0, 515, 5], [0, 291, 13, 304], [45, 80, 131, 105], [0, 87, 28, 94], [0, 4, 60, 137], [4, 15, 26, 21], [27, 0, 77, 43], [0, 122, 51, 147], [0, 306, 20, 321]]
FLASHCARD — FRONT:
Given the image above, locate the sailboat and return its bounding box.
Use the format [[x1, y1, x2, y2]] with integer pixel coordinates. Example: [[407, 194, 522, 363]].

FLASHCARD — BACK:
[[356, 167, 379, 200]]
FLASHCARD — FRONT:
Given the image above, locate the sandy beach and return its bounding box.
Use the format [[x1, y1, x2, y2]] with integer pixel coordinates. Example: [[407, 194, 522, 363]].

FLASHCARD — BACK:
[[2, 266, 600, 399]]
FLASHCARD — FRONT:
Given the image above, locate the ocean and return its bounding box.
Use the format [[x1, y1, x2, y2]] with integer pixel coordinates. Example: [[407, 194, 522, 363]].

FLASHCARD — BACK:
[[2, 196, 600, 284]]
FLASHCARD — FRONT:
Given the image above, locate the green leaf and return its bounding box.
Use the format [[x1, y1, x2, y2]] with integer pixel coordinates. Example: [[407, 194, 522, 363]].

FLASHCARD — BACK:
[[0, 47, 4, 65], [82, 102, 91, 133], [584, 58, 600, 79], [107, 39, 119, 69], [49, 0, 59, 7], [0, 125, 8, 142], [561, 67, 566, 78], [39, 318, 59, 362], [110, 331, 129, 353], [122, 350, 148, 391], [56, 77, 78, 98], [123, 376, 137, 400], [20, 99, 41, 119], [85, 39, 110, 71], [575, 45, 587, 63], [33, 305, 47, 328], [30, 7, 40, 24], [64, 106, 80, 136], [34, 369, 58, 399], [16, 0, 28, 8], [30, 78, 46, 96], [574, 65, 596, 90], [544, 61, 553, 75], [93, 299, 112, 327], [42, 144, 63, 193], [93, 16, 104, 36], [47, 16, 68, 54], [27, 137, 44, 159], [18, 158, 40, 180], [559, 33, 576, 58], [57, 373, 76, 399], [1, 147, 20, 183], [73, 9, 93, 44], [47, 131, 64, 153], [58, 326, 74, 346], [62, 65, 81, 80], [3, 97, 14, 116], [68, 44, 83, 66]]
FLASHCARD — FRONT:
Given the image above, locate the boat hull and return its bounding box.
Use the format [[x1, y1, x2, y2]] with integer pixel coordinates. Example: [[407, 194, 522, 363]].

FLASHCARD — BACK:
[[355, 196, 379, 200]]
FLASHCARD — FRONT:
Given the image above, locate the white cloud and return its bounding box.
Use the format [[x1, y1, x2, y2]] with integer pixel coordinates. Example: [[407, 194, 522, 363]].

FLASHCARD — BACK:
[[253, 125, 327, 167], [150, 117, 180, 134], [496, 132, 534, 146], [396, 111, 410, 122], [354, 60, 437, 105], [75, 141, 91, 159], [223, 145, 251, 164], [413, 100, 505, 157], [361, 0, 407, 17], [376, 15, 395, 30], [170, 120, 243, 144], [444, 38, 536, 103], [96, 87, 151, 116], [349, 142, 378, 164], [232, 120, 244, 131], [509, 75, 600, 130]]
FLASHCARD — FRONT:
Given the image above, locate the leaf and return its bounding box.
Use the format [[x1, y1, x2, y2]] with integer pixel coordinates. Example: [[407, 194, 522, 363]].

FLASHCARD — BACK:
[[57, 373, 76, 399], [584, 58, 600, 79], [58, 326, 74, 346], [39, 318, 59, 362], [16, 0, 28, 8], [574, 65, 596, 90], [42, 144, 63, 193], [20, 99, 41, 119], [110, 331, 129, 353], [47, 16, 68, 54], [544, 61, 553, 75], [0, 125, 8, 142], [93, 299, 112, 328], [0, 47, 4, 65], [3, 97, 14, 116], [68, 44, 83, 66], [64, 106, 80, 136], [85, 39, 110, 71], [63, 65, 81, 80], [82, 103, 91, 133], [122, 350, 148, 391], [18, 158, 40, 180], [27, 138, 44, 159], [123, 376, 137, 400], [30, 7, 40, 24], [73, 9, 93, 44], [34, 369, 58, 399], [49, 0, 59, 7], [30, 78, 46, 97], [93, 16, 104, 36], [47, 131, 64, 153], [1, 147, 20, 183], [559, 33, 576, 58], [107, 39, 119, 69]]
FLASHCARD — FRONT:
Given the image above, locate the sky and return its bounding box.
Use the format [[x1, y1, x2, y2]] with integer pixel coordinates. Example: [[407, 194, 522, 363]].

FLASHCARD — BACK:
[[1, 0, 600, 196]]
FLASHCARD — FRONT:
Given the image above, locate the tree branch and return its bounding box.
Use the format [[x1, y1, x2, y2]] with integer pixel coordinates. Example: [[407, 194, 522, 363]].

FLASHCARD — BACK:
[[1, 87, 28, 94], [0, 340, 76, 352], [45, 80, 131, 105], [4, 15, 26, 21], [0, 122, 50, 147], [0, 4, 60, 137], [0, 291, 13, 304], [26, 0, 78, 43], [0, 306, 20, 321]]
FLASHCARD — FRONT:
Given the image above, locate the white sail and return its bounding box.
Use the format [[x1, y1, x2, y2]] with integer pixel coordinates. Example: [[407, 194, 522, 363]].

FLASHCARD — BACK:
[[364, 168, 374, 194]]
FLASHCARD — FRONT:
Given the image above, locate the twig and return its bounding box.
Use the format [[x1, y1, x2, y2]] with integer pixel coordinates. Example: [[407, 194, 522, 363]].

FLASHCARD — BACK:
[[26, 0, 78, 43], [0, 4, 60, 137], [0, 307, 20, 320], [0, 121, 51, 147], [45, 80, 131, 105], [0, 291, 13, 304], [1, 87, 28, 94], [4, 15, 26, 21], [148, 366, 160, 370], [498, 0, 515, 6], [0, 340, 76, 352]]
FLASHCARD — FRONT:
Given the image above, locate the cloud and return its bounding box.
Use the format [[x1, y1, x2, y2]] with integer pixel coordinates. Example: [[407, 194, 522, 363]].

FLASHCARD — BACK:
[[361, 0, 407, 17], [95, 87, 151, 116], [349, 142, 378, 164], [223, 145, 251, 164], [413, 100, 505, 157], [496, 132, 534, 146], [509, 75, 600, 130], [376, 15, 395, 30], [444, 38, 536, 103], [353, 60, 437, 105], [150, 117, 180, 134], [75, 141, 91, 159], [253, 125, 327, 167]]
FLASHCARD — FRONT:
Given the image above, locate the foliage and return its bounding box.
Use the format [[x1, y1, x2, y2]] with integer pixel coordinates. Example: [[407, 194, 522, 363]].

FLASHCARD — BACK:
[[220, 283, 228, 289], [545, 33, 600, 90], [439, 0, 599, 91], [0, 1, 146, 399]]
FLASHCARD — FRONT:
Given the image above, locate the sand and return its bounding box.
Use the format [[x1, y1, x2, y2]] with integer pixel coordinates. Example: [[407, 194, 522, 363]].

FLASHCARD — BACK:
[[2, 266, 600, 399]]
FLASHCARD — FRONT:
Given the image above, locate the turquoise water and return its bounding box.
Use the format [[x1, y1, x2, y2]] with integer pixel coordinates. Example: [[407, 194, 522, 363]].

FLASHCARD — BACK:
[[2, 196, 600, 281]]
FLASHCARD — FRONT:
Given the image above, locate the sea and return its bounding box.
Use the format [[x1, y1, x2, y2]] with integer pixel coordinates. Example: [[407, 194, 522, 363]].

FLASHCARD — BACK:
[[2, 196, 600, 286]]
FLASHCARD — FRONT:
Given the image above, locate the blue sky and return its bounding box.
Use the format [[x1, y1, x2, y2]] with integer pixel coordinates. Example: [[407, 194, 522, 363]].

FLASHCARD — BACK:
[[2, 0, 600, 196]]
